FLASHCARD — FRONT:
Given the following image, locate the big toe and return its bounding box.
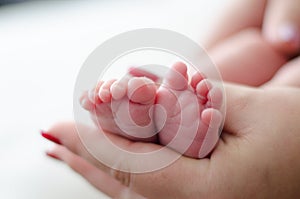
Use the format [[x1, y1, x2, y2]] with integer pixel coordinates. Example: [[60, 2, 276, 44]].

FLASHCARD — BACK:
[[127, 77, 156, 105], [199, 108, 223, 158], [163, 62, 188, 91], [207, 87, 223, 109]]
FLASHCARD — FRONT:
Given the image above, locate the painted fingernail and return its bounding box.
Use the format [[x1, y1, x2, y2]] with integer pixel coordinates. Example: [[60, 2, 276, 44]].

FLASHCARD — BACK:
[[46, 151, 61, 161], [278, 23, 300, 47], [41, 130, 62, 145]]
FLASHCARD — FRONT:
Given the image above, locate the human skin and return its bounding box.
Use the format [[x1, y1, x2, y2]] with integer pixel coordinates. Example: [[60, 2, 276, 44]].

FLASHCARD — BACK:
[[205, 0, 300, 87], [43, 28, 300, 199], [44, 84, 300, 199], [78, 24, 297, 160], [45, 55, 300, 198], [208, 28, 286, 86], [80, 21, 298, 157], [75, 2, 300, 161], [80, 62, 223, 158], [209, 28, 300, 88], [205, 0, 300, 56], [42, 0, 300, 197]]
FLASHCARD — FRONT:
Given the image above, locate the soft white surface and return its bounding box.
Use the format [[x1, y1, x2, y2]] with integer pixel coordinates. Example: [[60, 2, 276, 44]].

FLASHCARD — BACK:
[[0, 0, 227, 198]]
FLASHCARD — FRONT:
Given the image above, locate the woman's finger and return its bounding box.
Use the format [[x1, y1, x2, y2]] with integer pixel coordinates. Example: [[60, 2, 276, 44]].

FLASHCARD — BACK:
[[44, 122, 211, 199], [47, 145, 145, 199], [263, 0, 300, 55], [43, 82, 271, 198], [204, 0, 267, 49], [43, 122, 111, 173], [209, 28, 286, 86], [264, 56, 300, 87]]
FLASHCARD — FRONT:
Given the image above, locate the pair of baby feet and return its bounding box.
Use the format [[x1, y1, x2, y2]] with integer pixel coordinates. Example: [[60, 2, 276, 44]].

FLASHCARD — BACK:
[[80, 62, 223, 158]]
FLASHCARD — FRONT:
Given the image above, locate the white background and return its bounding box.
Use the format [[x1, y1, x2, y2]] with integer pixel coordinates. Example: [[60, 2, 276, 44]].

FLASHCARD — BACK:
[[0, 0, 228, 198]]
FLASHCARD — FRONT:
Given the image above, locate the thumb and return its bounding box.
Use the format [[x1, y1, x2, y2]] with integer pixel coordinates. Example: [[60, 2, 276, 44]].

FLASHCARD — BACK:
[[263, 0, 300, 56], [223, 83, 261, 135]]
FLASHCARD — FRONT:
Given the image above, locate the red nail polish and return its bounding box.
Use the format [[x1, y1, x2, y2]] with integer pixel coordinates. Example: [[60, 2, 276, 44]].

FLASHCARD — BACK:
[[41, 130, 62, 145], [46, 151, 61, 161]]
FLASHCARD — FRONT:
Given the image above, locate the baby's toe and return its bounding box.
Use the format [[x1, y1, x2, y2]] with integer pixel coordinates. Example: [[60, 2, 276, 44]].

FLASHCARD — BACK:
[[164, 62, 188, 91], [196, 79, 212, 104], [98, 79, 116, 103], [127, 77, 156, 105], [111, 77, 130, 100], [199, 108, 223, 158], [201, 108, 222, 127], [80, 91, 95, 111], [191, 71, 206, 89], [88, 81, 103, 104], [207, 87, 223, 109]]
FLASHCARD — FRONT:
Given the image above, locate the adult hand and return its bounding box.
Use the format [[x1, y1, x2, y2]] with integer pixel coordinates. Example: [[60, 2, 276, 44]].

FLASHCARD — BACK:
[[263, 0, 300, 55], [203, 0, 300, 87], [205, 0, 300, 56], [43, 84, 300, 199]]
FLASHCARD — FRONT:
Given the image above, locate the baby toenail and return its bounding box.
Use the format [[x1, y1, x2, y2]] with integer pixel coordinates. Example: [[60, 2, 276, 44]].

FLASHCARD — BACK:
[[88, 90, 95, 103], [111, 84, 126, 100], [99, 90, 111, 102]]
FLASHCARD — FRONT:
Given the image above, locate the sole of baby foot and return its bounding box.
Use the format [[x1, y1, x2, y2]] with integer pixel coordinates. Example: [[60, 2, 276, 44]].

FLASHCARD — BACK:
[[85, 76, 158, 142], [155, 62, 223, 158]]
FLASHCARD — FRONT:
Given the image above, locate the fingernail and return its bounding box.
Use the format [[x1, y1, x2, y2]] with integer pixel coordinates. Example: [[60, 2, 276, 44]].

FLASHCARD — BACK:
[[278, 23, 300, 47], [46, 151, 61, 161], [41, 130, 62, 145]]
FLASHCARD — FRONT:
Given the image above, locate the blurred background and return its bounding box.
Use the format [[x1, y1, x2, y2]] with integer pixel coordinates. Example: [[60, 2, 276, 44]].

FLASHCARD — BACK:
[[0, 0, 227, 198]]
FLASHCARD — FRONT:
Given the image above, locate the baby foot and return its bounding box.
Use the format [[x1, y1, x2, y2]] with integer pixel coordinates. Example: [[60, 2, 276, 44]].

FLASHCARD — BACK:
[[154, 62, 223, 158], [81, 62, 223, 158], [80, 75, 158, 142]]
